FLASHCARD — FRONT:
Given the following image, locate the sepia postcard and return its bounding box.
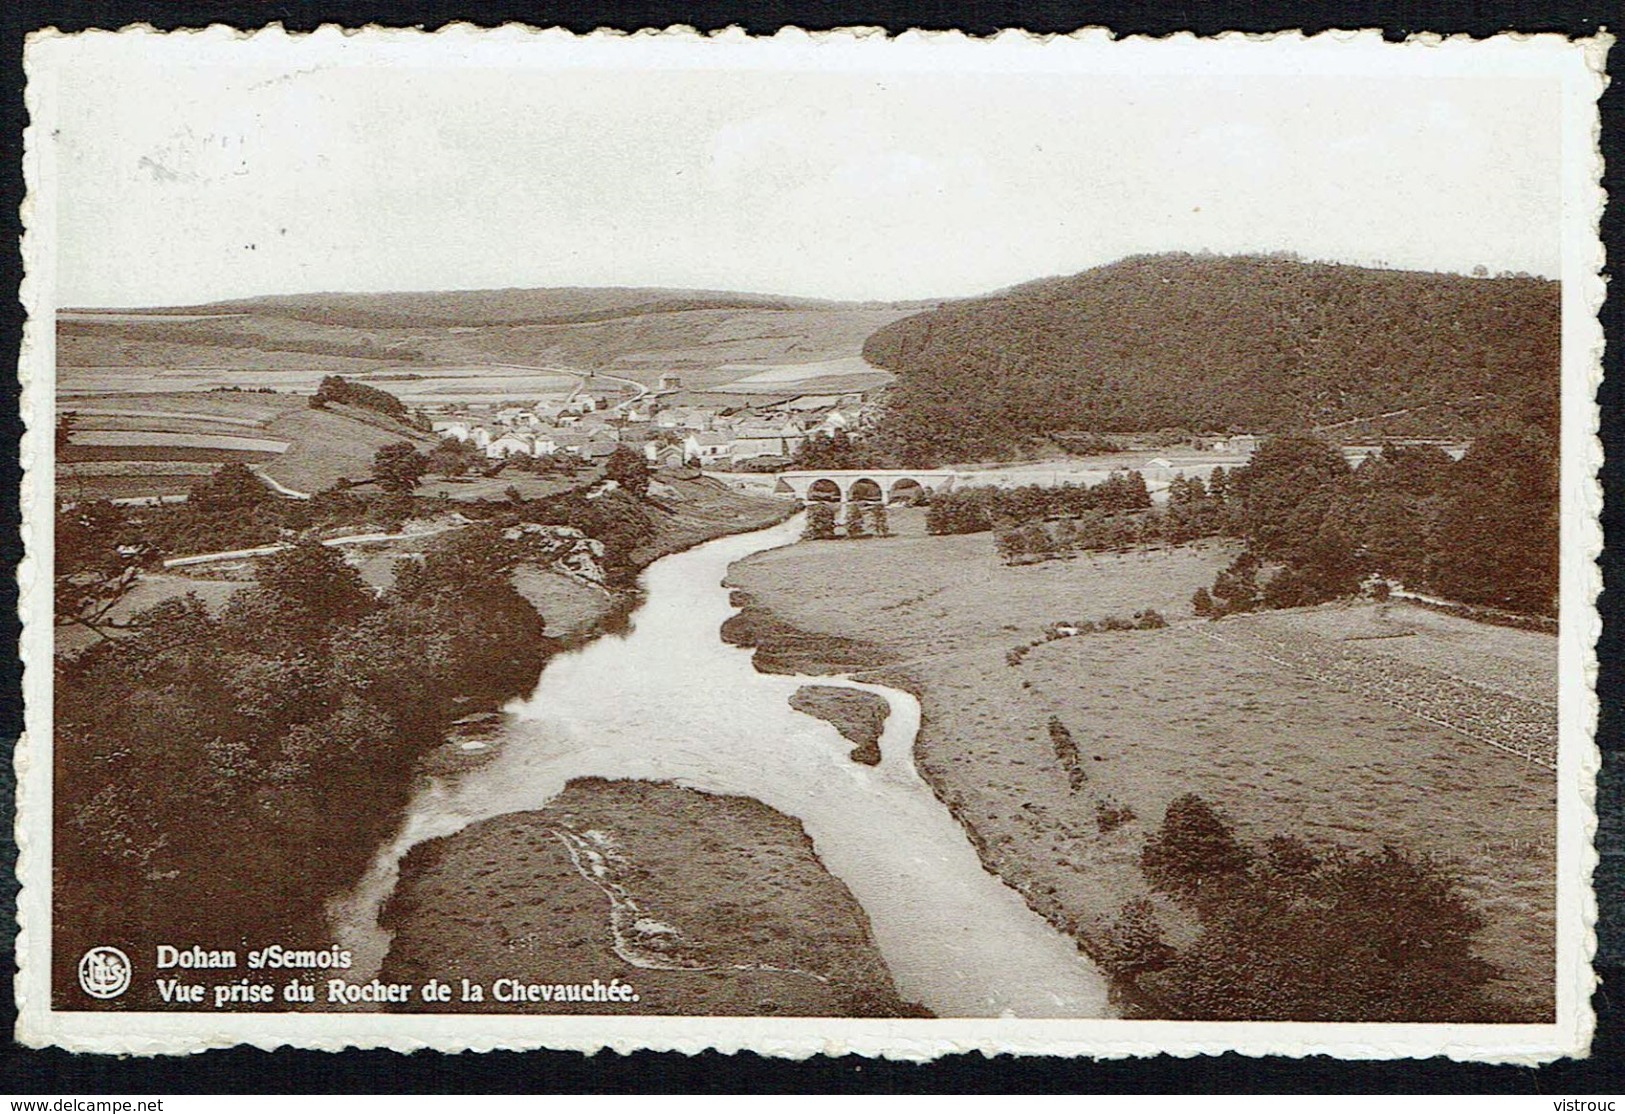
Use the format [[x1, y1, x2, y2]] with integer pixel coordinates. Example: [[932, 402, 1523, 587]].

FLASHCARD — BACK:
[[13, 25, 1608, 1060]]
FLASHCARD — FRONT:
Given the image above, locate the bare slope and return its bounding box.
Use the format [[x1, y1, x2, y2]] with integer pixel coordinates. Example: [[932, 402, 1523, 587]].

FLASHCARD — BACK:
[[60, 287, 926, 390]]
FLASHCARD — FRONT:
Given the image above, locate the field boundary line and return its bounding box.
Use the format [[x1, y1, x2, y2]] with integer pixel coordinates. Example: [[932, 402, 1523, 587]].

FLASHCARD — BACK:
[[1193, 623, 1556, 772]]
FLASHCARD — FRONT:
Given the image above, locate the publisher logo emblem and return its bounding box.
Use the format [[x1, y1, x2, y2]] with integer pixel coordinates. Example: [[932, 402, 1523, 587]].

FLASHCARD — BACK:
[[78, 946, 131, 999]]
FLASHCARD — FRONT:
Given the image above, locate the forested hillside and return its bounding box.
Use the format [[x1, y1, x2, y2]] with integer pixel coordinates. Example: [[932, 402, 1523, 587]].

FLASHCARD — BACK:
[[863, 254, 1558, 464]]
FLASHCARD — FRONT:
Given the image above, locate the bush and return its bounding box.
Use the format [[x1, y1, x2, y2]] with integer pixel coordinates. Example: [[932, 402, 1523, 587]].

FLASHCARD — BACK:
[[1140, 793, 1253, 899], [1048, 716, 1085, 791], [311, 375, 413, 422], [373, 441, 428, 494], [1143, 841, 1501, 1021], [1095, 797, 1137, 833], [1191, 586, 1214, 617], [604, 445, 651, 498]]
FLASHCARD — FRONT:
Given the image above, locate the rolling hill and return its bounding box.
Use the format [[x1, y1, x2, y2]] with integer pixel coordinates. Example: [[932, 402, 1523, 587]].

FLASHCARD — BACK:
[[862, 253, 1559, 463], [59, 287, 928, 392]]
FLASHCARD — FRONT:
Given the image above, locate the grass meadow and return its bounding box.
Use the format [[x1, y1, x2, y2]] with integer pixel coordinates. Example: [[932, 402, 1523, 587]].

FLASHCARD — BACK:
[[724, 507, 1558, 1019]]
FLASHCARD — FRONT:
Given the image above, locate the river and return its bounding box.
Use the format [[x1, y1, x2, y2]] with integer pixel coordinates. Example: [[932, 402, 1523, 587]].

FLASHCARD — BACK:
[[332, 515, 1110, 1018]]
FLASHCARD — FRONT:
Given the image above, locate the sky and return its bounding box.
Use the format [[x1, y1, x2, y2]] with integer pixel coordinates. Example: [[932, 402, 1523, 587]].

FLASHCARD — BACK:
[[39, 32, 1566, 307]]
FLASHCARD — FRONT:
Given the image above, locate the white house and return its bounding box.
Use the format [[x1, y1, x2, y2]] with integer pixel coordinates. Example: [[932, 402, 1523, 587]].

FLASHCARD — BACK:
[[683, 431, 734, 464], [486, 432, 536, 459], [432, 419, 471, 441], [645, 442, 685, 468], [817, 407, 861, 435]]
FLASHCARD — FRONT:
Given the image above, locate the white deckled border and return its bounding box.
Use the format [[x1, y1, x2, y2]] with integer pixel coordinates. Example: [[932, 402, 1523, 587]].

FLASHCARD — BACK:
[[12, 23, 1611, 1061]]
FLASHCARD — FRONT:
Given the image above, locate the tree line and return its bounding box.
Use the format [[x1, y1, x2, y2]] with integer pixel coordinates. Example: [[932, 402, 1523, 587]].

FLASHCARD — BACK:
[[309, 375, 430, 430], [1197, 427, 1556, 617], [54, 528, 552, 1006], [941, 425, 1555, 619], [52, 452, 684, 1005], [926, 470, 1152, 536]]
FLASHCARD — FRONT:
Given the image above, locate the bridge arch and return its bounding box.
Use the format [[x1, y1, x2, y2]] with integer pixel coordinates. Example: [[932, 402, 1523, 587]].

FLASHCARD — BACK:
[[848, 478, 883, 503], [888, 477, 926, 505], [806, 478, 843, 503]]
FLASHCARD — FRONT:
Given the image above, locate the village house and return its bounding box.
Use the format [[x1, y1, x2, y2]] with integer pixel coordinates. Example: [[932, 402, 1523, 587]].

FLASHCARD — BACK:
[[730, 420, 808, 462], [432, 419, 471, 441], [783, 394, 843, 415], [573, 411, 616, 435], [486, 432, 536, 459], [655, 406, 717, 431], [817, 406, 862, 435], [549, 430, 592, 457], [683, 430, 734, 464], [645, 442, 686, 469]]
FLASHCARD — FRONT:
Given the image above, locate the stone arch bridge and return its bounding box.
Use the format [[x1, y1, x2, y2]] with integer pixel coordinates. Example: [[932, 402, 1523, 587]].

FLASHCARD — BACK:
[[775, 470, 959, 513]]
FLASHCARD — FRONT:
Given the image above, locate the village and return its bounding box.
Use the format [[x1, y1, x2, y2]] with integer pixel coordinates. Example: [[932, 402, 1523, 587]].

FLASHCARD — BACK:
[[418, 376, 1468, 497], [423, 371, 869, 473]]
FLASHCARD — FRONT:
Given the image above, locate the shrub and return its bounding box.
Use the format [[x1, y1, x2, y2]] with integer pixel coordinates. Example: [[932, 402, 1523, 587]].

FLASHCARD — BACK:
[[1048, 716, 1085, 791], [604, 445, 651, 498], [311, 375, 412, 422], [1096, 797, 1137, 833], [1144, 842, 1501, 1021], [1140, 793, 1253, 899], [1191, 586, 1215, 617], [372, 442, 428, 494]]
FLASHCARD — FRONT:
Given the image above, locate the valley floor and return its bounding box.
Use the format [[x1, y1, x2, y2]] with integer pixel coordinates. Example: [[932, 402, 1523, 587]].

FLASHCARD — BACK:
[[723, 508, 1557, 1021]]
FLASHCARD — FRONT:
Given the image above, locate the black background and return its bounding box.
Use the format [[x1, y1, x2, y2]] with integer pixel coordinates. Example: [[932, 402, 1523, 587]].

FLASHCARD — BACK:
[[0, 0, 1619, 1094]]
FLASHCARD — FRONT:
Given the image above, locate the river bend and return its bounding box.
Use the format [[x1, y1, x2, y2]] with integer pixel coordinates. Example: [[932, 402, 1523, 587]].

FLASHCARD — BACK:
[[334, 515, 1110, 1018]]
